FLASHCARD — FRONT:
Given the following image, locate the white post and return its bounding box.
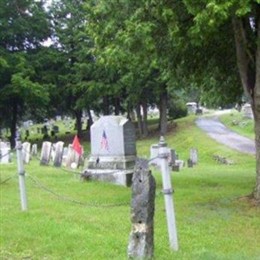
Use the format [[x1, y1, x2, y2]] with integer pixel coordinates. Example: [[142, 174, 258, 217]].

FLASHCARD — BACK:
[[16, 138, 28, 211], [158, 136, 178, 251]]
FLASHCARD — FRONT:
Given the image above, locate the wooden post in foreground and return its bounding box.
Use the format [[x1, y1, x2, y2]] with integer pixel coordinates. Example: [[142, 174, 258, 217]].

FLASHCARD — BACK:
[[158, 136, 178, 251]]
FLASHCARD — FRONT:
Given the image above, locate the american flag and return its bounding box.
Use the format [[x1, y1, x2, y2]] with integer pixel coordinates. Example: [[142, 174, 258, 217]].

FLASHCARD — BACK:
[[100, 130, 109, 151]]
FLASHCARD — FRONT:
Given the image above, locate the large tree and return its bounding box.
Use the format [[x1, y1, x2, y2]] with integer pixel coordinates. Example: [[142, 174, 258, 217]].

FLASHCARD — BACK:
[[182, 0, 260, 202]]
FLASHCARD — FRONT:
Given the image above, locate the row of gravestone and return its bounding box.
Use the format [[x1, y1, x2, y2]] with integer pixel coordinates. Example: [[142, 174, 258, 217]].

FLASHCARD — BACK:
[[149, 144, 198, 171], [0, 140, 82, 169], [38, 141, 82, 168]]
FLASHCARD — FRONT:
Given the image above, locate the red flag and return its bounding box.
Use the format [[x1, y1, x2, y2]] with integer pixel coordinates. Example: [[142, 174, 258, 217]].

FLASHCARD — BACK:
[[72, 135, 83, 156]]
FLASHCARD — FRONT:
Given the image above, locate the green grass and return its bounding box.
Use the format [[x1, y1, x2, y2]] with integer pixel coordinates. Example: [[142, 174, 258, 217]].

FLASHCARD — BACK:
[[1, 116, 260, 259], [219, 110, 254, 139]]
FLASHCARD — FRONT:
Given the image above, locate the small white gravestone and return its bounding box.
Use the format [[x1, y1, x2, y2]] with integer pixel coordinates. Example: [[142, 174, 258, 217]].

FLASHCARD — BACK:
[[31, 144, 38, 156], [65, 144, 80, 168], [189, 148, 198, 165], [149, 145, 176, 167], [242, 103, 254, 119], [22, 142, 31, 164], [62, 147, 68, 167], [40, 141, 52, 165], [0, 142, 11, 164], [84, 116, 136, 186], [149, 144, 160, 166], [53, 141, 64, 167]]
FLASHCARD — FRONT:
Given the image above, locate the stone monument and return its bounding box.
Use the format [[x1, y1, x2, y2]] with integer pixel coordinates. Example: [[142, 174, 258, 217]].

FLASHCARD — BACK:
[[84, 116, 136, 186]]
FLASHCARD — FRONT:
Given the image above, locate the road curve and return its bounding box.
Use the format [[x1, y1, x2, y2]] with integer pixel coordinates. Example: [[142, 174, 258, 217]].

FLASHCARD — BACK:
[[195, 116, 256, 155]]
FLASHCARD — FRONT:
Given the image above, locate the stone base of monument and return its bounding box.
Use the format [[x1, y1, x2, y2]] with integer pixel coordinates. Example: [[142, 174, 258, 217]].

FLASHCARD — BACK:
[[82, 169, 133, 187], [83, 155, 135, 187]]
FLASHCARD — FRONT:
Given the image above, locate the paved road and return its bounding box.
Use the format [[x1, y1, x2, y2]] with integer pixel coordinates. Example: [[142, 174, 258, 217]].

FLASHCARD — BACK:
[[196, 116, 256, 155]]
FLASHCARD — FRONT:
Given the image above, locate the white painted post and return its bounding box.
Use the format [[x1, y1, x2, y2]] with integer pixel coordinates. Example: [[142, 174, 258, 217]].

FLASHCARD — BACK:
[[158, 136, 178, 251], [16, 139, 28, 211]]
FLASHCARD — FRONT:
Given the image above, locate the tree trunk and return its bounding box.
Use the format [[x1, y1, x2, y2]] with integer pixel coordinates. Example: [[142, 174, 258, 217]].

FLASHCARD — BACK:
[[114, 97, 120, 115], [136, 104, 143, 137], [86, 107, 93, 130], [233, 14, 260, 202], [74, 110, 82, 138], [103, 96, 110, 115], [10, 101, 18, 149], [141, 101, 149, 137], [159, 86, 168, 136], [252, 10, 260, 202]]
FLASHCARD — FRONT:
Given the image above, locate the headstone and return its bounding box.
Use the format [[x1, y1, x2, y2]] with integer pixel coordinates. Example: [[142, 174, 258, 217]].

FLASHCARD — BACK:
[[84, 116, 136, 186], [149, 144, 160, 166], [0, 142, 11, 164], [65, 144, 80, 168], [242, 103, 254, 119], [128, 159, 155, 259], [169, 149, 177, 166], [186, 102, 197, 114], [40, 141, 52, 165], [149, 145, 175, 167], [31, 144, 38, 156], [189, 148, 198, 165], [62, 147, 68, 167], [53, 141, 64, 167], [22, 142, 31, 164]]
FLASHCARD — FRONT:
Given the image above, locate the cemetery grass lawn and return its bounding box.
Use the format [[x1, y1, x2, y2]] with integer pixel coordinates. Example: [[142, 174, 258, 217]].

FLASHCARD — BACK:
[[219, 110, 254, 139], [1, 116, 260, 259]]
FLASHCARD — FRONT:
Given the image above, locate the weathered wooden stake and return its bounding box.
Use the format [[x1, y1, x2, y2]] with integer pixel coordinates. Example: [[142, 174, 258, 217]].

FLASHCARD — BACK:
[[128, 159, 156, 259], [158, 136, 178, 251]]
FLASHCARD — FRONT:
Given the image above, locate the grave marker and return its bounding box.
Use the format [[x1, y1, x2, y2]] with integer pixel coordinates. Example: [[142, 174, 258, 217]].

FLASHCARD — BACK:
[[53, 141, 64, 167], [22, 142, 31, 164], [84, 116, 136, 186], [40, 141, 52, 165]]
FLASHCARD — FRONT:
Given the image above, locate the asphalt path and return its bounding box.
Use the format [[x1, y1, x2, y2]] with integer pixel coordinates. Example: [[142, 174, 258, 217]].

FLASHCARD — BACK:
[[195, 116, 256, 155]]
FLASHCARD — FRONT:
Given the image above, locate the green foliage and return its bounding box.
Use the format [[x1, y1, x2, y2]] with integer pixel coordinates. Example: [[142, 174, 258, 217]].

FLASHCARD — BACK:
[[168, 99, 188, 119]]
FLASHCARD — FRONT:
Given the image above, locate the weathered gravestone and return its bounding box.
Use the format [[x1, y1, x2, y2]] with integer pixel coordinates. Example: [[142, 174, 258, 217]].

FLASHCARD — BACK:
[[0, 141, 11, 164], [31, 144, 38, 156], [53, 141, 64, 167], [22, 142, 31, 164], [128, 159, 156, 259], [149, 145, 176, 168], [65, 144, 80, 169], [62, 147, 68, 167], [242, 103, 254, 119], [40, 141, 52, 165], [84, 116, 136, 186], [189, 148, 198, 166]]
